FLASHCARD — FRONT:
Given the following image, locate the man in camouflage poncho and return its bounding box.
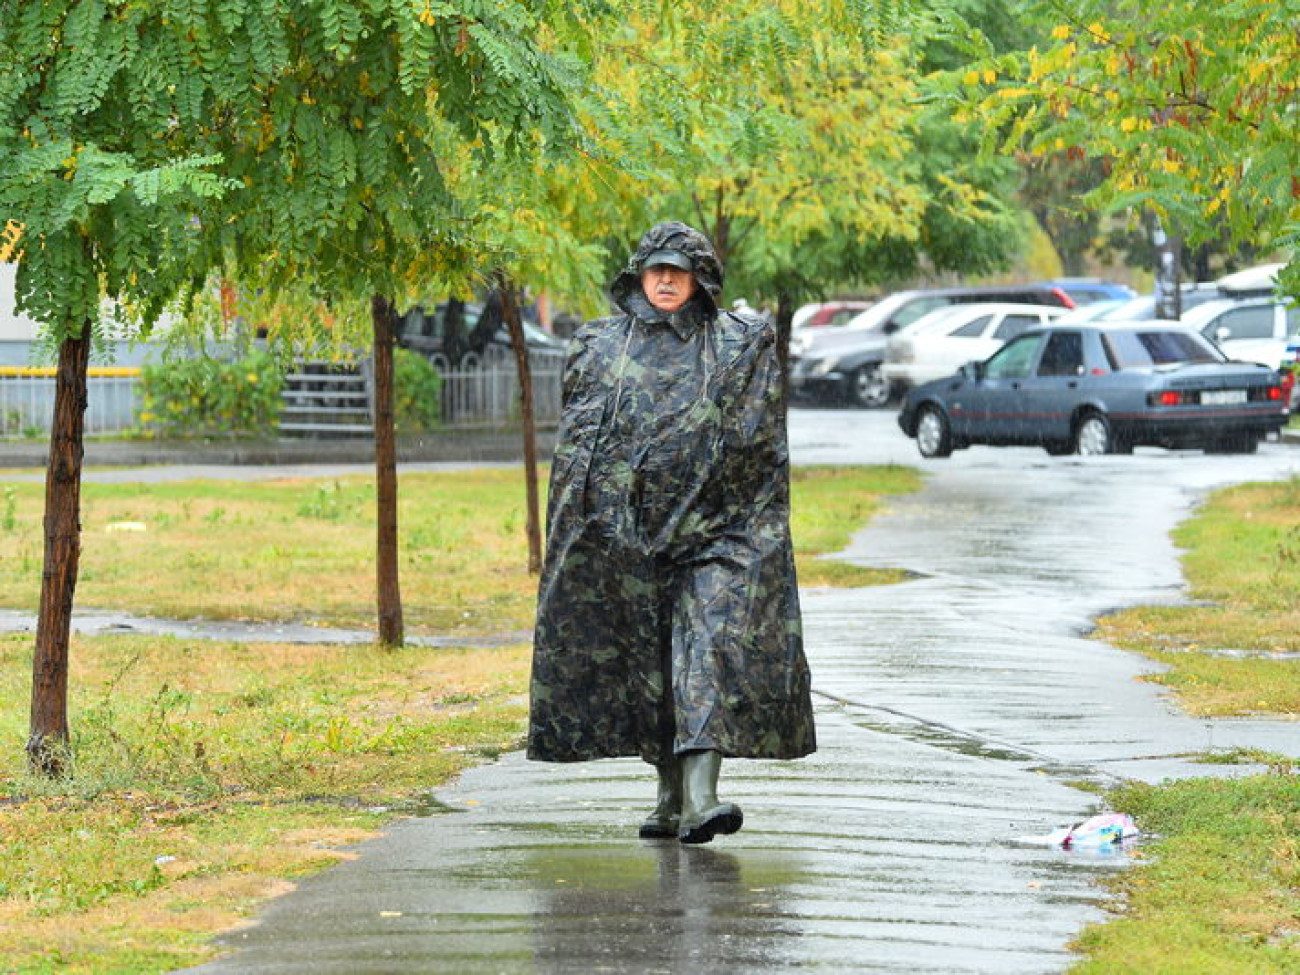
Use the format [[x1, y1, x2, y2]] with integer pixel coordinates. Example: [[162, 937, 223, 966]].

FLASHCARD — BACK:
[[527, 221, 815, 845]]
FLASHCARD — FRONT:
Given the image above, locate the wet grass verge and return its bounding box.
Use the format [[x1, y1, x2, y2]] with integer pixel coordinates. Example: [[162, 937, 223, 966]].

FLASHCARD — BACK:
[[791, 463, 921, 587], [1079, 476, 1300, 973], [0, 464, 916, 971], [0, 633, 533, 973], [0, 465, 919, 635]]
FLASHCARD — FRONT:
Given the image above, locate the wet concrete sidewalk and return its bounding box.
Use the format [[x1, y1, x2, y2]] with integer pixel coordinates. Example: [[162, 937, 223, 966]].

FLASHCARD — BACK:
[[177, 435, 1300, 975]]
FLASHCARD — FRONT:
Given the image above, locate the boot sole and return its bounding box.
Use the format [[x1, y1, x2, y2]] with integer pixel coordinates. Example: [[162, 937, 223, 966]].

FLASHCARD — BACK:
[[678, 804, 743, 845], [638, 820, 679, 840]]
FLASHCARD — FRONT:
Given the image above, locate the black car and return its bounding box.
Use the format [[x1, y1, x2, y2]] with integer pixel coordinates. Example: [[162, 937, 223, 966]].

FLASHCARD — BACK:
[[398, 299, 565, 369], [897, 322, 1289, 457]]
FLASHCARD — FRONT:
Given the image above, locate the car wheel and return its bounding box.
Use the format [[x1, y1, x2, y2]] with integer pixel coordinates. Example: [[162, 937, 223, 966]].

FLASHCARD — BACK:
[[848, 364, 891, 409], [915, 404, 954, 458], [1074, 412, 1120, 456]]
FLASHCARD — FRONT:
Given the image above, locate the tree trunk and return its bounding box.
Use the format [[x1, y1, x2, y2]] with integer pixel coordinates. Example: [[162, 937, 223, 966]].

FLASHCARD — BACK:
[[774, 287, 795, 405], [371, 294, 404, 646], [496, 272, 542, 574], [28, 326, 91, 777]]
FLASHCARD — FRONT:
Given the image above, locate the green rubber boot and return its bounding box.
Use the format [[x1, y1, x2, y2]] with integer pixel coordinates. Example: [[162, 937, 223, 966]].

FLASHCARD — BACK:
[[677, 750, 743, 845], [638, 757, 683, 839]]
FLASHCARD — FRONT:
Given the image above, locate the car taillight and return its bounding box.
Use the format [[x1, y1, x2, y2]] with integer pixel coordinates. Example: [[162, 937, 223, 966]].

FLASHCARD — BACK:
[[1268, 383, 1285, 402], [1149, 390, 1183, 407]]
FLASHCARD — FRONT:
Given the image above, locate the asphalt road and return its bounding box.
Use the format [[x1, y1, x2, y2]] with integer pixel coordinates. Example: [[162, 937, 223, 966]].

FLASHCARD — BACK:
[[164, 408, 1300, 974]]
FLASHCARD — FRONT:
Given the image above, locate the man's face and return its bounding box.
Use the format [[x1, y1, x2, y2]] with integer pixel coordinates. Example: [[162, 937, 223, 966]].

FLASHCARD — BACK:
[[641, 265, 696, 314]]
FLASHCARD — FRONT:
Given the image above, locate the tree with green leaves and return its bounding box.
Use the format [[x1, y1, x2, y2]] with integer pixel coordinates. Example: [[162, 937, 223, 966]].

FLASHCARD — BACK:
[[1, 0, 589, 773], [0, 0, 241, 775], [962, 0, 1299, 295], [206, 1, 588, 645], [582, 1, 1028, 357]]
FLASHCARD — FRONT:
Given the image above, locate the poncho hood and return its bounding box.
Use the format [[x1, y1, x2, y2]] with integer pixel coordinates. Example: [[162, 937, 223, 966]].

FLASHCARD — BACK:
[[610, 221, 724, 326]]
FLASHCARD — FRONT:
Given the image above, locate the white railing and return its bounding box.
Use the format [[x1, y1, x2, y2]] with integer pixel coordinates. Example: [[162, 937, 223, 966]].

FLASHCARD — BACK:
[[0, 372, 142, 437], [0, 360, 563, 437], [438, 358, 564, 428]]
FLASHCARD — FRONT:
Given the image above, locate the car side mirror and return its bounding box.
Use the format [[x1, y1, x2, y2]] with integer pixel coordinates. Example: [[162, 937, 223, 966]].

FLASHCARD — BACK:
[[1215, 325, 1232, 342], [960, 361, 984, 380], [883, 321, 898, 335]]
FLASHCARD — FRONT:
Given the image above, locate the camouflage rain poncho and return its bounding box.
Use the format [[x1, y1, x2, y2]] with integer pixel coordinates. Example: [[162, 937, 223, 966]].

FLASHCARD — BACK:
[[527, 222, 816, 765]]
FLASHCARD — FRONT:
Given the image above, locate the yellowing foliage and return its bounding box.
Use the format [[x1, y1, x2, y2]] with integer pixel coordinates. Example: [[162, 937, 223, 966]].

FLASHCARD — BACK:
[[971, 0, 1300, 287], [0, 220, 21, 263]]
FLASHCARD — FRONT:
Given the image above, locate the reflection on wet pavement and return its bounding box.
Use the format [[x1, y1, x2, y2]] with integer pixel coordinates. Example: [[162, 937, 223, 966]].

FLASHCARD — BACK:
[[186, 713, 1122, 974]]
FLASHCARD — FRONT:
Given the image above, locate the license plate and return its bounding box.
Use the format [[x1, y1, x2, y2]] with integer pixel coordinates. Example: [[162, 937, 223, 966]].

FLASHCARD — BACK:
[[1201, 389, 1247, 405]]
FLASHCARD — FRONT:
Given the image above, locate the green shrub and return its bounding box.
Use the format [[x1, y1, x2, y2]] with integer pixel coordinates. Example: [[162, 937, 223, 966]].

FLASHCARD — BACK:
[[394, 346, 442, 433], [139, 349, 284, 439]]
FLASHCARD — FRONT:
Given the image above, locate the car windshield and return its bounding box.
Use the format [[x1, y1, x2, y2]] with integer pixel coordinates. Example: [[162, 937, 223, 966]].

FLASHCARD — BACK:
[[1102, 329, 1224, 368]]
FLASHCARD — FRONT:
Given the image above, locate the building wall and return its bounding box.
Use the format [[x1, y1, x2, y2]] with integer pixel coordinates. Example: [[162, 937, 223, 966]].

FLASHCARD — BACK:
[[0, 262, 41, 342]]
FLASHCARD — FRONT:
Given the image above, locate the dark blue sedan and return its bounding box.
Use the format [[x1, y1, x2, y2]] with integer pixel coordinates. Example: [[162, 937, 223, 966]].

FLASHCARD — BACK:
[[897, 323, 1289, 457]]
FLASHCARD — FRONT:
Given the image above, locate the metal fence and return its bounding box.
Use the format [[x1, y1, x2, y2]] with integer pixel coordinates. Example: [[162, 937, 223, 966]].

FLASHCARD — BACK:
[[0, 360, 563, 437], [438, 358, 564, 428], [0, 372, 142, 437]]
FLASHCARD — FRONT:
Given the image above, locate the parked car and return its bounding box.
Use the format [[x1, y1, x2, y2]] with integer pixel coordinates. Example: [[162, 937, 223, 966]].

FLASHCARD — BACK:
[[1216, 262, 1285, 297], [1180, 296, 1300, 369], [790, 300, 875, 332], [1051, 298, 1131, 324], [1281, 334, 1300, 407], [882, 302, 1068, 395], [1092, 264, 1289, 324], [1092, 282, 1223, 321], [789, 284, 1075, 408], [1042, 278, 1136, 305], [897, 322, 1289, 458], [398, 300, 566, 369]]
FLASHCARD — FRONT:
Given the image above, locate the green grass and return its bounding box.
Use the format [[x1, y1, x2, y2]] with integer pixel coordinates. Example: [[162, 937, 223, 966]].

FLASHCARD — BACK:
[[1093, 476, 1300, 717], [1079, 476, 1300, 973], [1072, 776, 1300, 974], [0, 632, 533, 973], [0, 462, 918, 972], [0, 464, 920, 635], [791, 464, 921, 587]]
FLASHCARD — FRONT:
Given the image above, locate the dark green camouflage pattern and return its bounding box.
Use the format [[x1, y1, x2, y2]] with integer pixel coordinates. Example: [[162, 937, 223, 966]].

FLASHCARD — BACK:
[[527, 222, 816, 765]]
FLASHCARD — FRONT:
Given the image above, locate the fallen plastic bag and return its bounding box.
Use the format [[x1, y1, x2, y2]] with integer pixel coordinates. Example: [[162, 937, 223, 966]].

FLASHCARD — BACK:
[[1018, 812, 1139, 849]]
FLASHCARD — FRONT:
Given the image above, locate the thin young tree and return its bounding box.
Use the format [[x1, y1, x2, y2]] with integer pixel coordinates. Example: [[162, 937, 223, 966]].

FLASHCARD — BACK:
[[0, 0, 590, 771], [0, 0, 236, 773], [205, 3, 589, 643]]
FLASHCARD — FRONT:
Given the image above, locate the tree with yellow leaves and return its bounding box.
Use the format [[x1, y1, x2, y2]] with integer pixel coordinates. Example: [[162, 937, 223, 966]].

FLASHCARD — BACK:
[[965, 0, 1300, 296], [594, 0, 1027, 341]]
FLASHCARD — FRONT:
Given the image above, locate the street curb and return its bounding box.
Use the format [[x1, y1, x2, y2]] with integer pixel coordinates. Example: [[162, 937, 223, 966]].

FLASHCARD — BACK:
[[0, 429, 558, 469]]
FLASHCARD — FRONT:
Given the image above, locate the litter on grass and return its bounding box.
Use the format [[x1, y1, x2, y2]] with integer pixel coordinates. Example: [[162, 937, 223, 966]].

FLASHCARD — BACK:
[[1018, 812, 1139, 849]]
